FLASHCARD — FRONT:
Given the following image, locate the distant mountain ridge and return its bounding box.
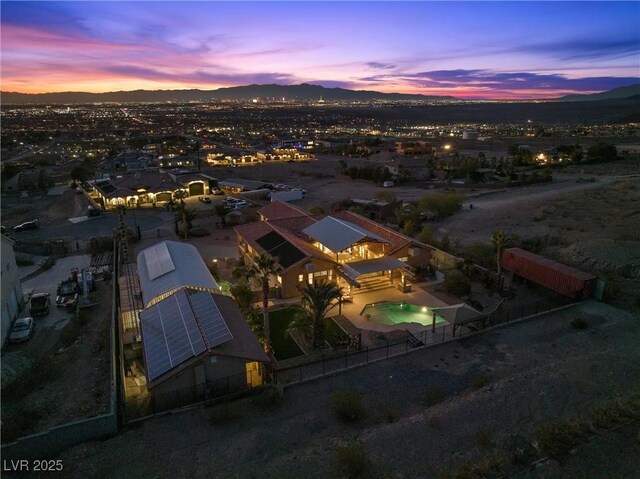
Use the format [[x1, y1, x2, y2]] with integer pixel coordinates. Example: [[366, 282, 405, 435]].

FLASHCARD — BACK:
[[2, 82, 638, 104], [1, 84, 456, 104], [554, 84, 640, 102]]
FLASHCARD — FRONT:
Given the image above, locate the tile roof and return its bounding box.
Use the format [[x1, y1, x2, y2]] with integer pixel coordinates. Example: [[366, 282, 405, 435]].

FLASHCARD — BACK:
[[258, 201, 311, 221]]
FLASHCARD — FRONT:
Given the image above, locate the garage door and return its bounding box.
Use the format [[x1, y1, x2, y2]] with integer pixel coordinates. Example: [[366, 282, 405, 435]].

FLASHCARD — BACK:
[[156, 192, 172, 202], [188, 182, 204, 196]]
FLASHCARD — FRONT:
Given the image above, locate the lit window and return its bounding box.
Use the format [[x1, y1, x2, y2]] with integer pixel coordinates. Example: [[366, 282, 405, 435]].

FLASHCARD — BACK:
[[276, 275, 283, 284], [399, 257, 409, 262], [298, 274, 304, 282]]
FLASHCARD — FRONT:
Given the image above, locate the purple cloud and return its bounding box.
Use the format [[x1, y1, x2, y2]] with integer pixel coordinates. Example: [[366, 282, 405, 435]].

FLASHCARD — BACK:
[[366, 62, 396, 70]]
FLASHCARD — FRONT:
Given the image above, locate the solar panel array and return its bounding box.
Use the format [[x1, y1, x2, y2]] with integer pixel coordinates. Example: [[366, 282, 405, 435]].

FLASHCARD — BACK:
[[140, 289, 234, 382], [140, 289, 206, 381], [144, 242, 176, 280], [256, 231, 306, 268], [189, 291, 233, 348]]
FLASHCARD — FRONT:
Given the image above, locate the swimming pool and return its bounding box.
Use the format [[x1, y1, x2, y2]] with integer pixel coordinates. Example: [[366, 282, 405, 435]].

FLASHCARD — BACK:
[[361, 301, 447, 328]]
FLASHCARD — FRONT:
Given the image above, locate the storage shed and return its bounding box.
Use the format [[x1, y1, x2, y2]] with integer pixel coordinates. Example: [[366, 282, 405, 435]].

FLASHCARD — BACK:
[[501, 248, 596, 299]]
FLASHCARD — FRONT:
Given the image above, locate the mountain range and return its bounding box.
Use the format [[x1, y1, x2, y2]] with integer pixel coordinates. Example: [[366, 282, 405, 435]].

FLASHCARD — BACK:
[[1, 83, 639, 104]]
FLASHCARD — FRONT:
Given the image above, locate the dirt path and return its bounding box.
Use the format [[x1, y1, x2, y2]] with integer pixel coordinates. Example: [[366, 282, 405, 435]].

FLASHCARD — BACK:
[[53, 300, 639, 479]]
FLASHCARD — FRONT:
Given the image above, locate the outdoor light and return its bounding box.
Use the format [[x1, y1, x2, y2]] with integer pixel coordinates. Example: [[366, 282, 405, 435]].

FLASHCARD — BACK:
[[422, 306, 427, 313]]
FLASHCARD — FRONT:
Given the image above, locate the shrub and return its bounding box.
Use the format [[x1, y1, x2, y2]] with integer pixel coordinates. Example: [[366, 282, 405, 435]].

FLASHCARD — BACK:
[[423, 386, 445, 407], [471, 372, 490, 390], [589, 400, 635, 429], [254, 384, 284, 411], [534, 419, 590, 456], [189, 227, 211, 237], [570, 317, 588, 330], [444, 271, 472, 297], [335, 443, 370, 479], [15, 254, 34, 266], [208, 262, 220, 281], [381, 404, 399, 423], [208, 402, 243, 425], [418, 226, 433, 244], [332, 390, 365, 423], [41, 257, 56, 270]]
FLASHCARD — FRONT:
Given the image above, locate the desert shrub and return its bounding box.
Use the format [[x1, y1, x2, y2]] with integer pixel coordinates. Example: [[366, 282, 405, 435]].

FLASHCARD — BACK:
[[533, 419, 590, 455], [189, 227, 210, 237], [471, 372, 490, 390], [461, 242, 494, 269], [335, 443, 370, 479], [254, 384, 284, 411], [444, 271, 471, 297], [589, 400, 635, 429], [418, 226, 433, 244], [381, 404, 399, 423], [570, 317, 588, 330], [423, 386, 445, 407], [332, 390, 365, 423], [418, 193, 463, 219], [208, 402, 243, 425]]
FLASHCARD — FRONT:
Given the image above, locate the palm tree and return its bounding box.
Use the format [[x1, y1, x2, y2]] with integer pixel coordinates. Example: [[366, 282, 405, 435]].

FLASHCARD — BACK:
[[286, 308, 313, 345], [251, 252, 282, 352], [491, 229, 508, 276], [174, 200, 197, 239], [213, 203, 231, 227], [298, 281, 344, 348]]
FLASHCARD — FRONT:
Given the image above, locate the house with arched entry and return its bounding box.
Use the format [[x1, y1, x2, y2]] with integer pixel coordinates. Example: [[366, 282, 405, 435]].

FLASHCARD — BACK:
[[91, 170, 218, 208]]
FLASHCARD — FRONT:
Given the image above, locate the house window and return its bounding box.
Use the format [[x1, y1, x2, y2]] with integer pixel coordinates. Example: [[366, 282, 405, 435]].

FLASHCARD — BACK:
[[298, 274, 304, 283], [399, 257, 409, 262], [277, 275, 283, 284]]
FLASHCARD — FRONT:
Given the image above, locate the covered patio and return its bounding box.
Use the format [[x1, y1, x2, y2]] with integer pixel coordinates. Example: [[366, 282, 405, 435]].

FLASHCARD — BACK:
[[337, 256, 414, 294]]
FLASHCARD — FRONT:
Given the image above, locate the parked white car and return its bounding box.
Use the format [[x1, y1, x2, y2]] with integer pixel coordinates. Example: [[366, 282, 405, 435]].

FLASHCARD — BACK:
[[234, 201, 249, 209], [9, 317, 34, 343]]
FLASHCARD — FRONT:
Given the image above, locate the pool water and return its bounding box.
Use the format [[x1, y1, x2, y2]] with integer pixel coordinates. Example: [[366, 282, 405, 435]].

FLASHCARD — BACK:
[[362, 302, 447, 327]]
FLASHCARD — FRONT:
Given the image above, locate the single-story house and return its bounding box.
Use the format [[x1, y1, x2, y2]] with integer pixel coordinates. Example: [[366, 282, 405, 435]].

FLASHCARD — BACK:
[[133, 241, 268, 411]]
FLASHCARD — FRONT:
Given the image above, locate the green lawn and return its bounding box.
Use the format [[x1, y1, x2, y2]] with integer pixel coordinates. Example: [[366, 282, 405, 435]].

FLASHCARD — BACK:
[[269, 308, 350, 359], [269, 308, 304, 361]]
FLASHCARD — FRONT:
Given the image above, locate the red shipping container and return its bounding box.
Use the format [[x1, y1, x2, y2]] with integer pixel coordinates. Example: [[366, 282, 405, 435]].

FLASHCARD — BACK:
[[501, 248, 596, 299]]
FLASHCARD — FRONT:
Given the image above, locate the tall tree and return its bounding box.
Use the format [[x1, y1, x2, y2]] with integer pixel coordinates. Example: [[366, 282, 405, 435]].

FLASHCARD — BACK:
[[491, 229, 510, 276], [298, 281, 344, 348], [213, 202, 231, 227], [174, 200, 197, 239], [251, 252, 282, 352]]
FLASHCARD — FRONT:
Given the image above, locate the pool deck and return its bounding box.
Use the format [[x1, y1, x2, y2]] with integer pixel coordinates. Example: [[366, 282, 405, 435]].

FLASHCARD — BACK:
[[338, 285, 451, 339]]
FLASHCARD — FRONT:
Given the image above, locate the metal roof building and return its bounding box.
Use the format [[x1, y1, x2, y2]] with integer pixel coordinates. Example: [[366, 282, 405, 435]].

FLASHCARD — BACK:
[[303, 216, 388, 253], [136, 241, 219, 308]]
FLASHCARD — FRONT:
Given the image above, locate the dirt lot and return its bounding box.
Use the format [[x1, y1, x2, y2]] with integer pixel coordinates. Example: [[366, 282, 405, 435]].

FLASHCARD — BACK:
[[45, 300, 639, 478], [1, 255, 112, 443]]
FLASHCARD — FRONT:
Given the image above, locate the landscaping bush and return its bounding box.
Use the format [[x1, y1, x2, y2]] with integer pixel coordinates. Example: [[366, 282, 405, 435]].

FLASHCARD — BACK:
[[332, 390, 365, 423], [533, 419, 590, 456], [189, 227, 210, 237], [570, 317, 588, 330], [444, 271, 471, 297], [15, 254, 34, 266], [589, 400, 635, 429], [208, 402, 243, 425], [418, 193, 463, 219], [254, 384, 284, 411], [335, 443, 370, 479], [423, 386, 445, 407], [41, 256, 56, 270]]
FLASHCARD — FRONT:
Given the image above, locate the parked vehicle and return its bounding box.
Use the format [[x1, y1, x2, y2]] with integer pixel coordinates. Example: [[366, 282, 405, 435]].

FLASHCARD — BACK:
[[211, 187, 224, 195], [225, 197, 241, 206], [56, 271, 81, 309], [30, 293, 51, 317], [198, 196, 212, 204], [13, 220, 39, 232], [9, 317, 34, 343], [234, 200, 249, 209], [87, 207, 101, 217]]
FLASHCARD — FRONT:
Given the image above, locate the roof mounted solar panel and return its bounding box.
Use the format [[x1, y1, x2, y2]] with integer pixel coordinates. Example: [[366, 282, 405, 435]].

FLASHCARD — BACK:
[[144, 242, 176, 280], [140, 290, 206, 382], [189, 291, 233, 349]]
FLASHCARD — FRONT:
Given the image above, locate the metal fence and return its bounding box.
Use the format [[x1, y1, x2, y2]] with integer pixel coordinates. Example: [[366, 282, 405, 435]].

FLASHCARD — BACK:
[[274, 297, 573, 386], [123, 369, 262, 422]]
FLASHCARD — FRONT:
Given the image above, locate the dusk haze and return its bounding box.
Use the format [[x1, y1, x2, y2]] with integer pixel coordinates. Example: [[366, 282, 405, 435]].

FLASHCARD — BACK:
[[2, 1, 639, 99]]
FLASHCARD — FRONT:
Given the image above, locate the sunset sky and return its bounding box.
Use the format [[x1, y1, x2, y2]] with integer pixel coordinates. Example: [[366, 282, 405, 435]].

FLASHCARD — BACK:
[[1, 1, 639, 100]]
